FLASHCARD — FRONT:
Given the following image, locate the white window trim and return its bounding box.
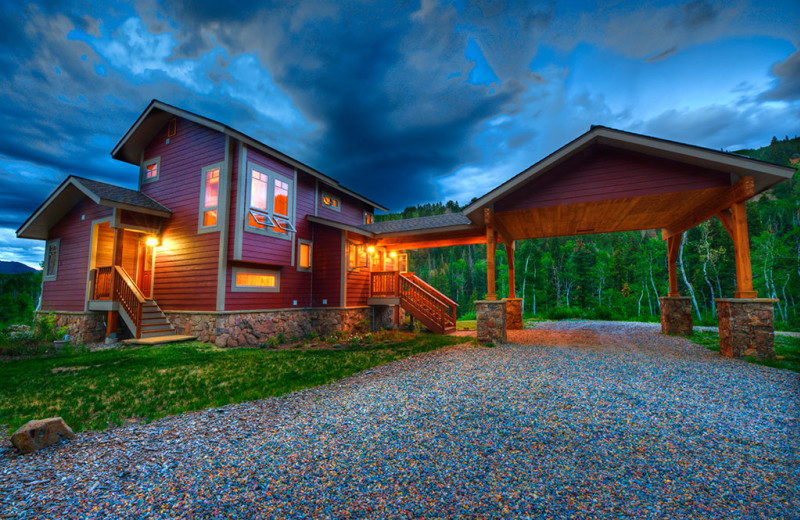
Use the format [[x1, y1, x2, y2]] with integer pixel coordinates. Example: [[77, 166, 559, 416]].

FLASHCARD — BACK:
[[297, 239, 312, 272], [244, 161, 294, 241], [198, 162, 224, 234], [321, 191, 341, 212], [43, 238, 60, 282], [141, 156, 161, 185], [231, 267, 280, 293]]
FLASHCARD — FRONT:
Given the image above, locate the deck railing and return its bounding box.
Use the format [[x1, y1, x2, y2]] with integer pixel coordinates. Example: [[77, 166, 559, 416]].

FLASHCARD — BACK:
[[93, 266, 113, 300], [113, 266, 146, 338], [369, 271, 457, 334]]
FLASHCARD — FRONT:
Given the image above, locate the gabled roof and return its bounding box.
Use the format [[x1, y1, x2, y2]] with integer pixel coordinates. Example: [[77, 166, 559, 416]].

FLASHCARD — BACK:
[[358, 212, 474, 235], [112, 100, 389, 212], [463, 125, 796, 223], [17, 176, 171, 240]]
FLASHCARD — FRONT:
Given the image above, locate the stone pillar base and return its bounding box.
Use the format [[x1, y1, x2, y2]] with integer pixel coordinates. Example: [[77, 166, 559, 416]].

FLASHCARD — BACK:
[[476, 300, 507, 345], [659, 297, 693, 336], [503, 298, 523, 330], [716, 298, 777, 360]]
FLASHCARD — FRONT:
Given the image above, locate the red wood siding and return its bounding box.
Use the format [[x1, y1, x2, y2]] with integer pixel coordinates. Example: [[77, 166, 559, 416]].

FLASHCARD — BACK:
[[345, 233, 370, 307], [495, 148, 732, 212], [141, 118, 225, 310], [41, 199, 112, 311], [317, 183, 371, 226], [311, 225, 342, 307]]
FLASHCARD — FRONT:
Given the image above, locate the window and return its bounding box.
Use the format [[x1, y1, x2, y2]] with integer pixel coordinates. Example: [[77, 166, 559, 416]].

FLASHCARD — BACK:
[[364, 212, 373, 224], [142, 157, 160, 184], [348, 241, 367, 270], [321, 192, 340, 211], [199, 163, 223, 232], [231, 267, 280, 292], [298, 240, 312, 271], [201, 167, 219, 227], [246, 162, 295, 239], [43, 239, 60, 281]]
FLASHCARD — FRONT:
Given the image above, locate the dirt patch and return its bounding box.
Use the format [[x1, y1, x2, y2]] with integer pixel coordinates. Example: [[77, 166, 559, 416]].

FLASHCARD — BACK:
[[507, 328, 602, 347], [51, 366, 90, 374]]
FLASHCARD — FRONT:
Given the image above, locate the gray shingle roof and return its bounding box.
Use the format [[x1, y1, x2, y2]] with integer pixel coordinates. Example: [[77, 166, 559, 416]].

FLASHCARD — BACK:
[[73, 176, 171, 214], [359, 212, 473, 234]]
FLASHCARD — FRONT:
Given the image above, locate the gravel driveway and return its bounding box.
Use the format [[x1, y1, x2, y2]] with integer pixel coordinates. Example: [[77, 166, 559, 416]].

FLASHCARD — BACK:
[[2, 321, 798, 519]]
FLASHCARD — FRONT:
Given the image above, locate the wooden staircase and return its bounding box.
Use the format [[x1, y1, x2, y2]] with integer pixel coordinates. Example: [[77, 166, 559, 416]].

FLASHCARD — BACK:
[[370, 271, 458, 334], [110, 266, 176, 339]]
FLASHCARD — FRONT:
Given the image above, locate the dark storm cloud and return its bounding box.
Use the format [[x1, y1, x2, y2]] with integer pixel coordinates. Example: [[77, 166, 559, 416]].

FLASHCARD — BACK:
[[678, 0, 720, 29], [762, 49, 800, 101]]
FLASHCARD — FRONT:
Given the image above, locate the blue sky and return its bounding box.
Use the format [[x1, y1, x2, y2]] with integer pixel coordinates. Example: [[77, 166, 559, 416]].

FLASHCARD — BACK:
[[1, 0, 799, 268]]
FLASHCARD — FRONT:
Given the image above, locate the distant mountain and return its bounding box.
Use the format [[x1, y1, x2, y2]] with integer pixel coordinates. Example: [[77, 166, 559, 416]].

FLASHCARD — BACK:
[[0, 261, 39, 274]]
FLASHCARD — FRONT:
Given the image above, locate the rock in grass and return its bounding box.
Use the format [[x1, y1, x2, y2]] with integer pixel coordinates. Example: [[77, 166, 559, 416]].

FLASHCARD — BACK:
[[10, 417, 74, 454]]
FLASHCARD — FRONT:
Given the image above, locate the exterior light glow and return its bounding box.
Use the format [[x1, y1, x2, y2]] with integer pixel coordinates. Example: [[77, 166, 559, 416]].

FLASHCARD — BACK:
[[367, 246, 375, 253], [389, 251, 397, 257], [146, 237, 159, 247]]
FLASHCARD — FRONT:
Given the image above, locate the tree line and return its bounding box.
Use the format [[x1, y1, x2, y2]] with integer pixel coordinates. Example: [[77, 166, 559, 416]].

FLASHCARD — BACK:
[[380, 136, 800, 329]]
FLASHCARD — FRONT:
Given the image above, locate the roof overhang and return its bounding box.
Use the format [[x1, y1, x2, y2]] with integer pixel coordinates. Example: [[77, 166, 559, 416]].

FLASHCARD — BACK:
[[113, 100, 389, 212], [463, 126, 796, 225], [307, 216, 376, 237], [16, 177, 171, 240]]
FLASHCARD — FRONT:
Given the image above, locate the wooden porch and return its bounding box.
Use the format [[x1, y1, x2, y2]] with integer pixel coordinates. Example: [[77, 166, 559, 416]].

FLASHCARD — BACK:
[[368, 271, 458, 335]]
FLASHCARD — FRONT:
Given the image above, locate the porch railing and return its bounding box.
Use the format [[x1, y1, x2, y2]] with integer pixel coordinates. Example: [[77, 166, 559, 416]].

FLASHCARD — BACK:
[[369, 271, 457, 334], [113, 266, 146, 338], [370, 270, 399, 297], [93, 266, 113, 300]]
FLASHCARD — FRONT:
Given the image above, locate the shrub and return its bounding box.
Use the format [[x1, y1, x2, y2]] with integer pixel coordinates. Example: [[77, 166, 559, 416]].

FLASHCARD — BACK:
[[546, 306, 584, 320]]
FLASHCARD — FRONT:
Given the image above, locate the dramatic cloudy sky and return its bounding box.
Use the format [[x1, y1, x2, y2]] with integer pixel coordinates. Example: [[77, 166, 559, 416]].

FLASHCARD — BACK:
[[1, 0, 799, 267]]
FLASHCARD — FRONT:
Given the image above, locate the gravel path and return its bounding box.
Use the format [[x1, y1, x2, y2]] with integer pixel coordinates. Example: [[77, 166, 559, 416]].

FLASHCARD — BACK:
[[2, 321, 798, 519]]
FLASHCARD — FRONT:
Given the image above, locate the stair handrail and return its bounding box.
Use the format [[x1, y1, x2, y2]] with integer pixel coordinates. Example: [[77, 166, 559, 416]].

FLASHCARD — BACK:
[[113, 266, 146, 338], [398, 274, 457, 332], [404, 273, 459, 308]]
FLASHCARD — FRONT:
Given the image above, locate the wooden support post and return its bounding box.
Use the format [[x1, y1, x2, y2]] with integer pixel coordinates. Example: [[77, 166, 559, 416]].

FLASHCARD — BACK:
[[108, 228, 124, 300], [667, 232, 681, 297], [485, 208, 497, 301], [106, 310, 118, 338], [506, 240, 516, 299], [730, 202, 757, 298]]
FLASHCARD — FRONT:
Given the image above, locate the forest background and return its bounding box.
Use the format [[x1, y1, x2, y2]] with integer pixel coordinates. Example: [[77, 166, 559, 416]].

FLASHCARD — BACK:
[[0, 136, 798, 331], [380, 136, 800, 330]]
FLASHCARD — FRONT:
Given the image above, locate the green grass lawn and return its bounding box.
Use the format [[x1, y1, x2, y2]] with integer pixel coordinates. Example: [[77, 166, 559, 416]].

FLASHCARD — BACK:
[[0, 334, 465, 434], [691, 331, 800, 373], [456, 320, 476, 330]]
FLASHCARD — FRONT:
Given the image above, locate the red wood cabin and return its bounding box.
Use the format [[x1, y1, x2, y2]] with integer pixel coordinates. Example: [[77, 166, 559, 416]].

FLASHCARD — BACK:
[[16, 101, 793, 355]]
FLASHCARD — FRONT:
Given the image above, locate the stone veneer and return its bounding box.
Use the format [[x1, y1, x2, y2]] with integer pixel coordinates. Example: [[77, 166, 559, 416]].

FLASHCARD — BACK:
[[34, 311, 107, 345], [503, 298, 523, 330], [715, 298, 777, 360], [658, 297, 693, 336], [164, 306, 396, 348], [476, 300, 507, 345]]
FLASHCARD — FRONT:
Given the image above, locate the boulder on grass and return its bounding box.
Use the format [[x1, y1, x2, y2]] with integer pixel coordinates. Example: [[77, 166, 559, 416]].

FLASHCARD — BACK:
[[10, 417, 74, 454]]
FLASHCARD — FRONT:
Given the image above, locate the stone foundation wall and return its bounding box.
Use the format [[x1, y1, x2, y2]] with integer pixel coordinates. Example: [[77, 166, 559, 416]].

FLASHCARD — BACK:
[[716, 299, 777, 360], [503, 298, 523, 330], [659, 297, 693, 336], [164, 307, 379, 347], [34, 311, 107, 345], [476, 300, 507, 345]]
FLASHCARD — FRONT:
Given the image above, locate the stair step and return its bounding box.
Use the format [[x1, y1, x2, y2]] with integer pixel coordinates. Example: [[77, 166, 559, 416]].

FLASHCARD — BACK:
[[141, 323, 173, 331], [140, 330, 178, 338]]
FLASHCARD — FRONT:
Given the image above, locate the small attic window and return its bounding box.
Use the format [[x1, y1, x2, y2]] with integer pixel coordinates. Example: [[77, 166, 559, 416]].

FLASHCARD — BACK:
[[168, 118, 177, 137], [321, 192, 340, 211], [142, 156, 160, 184]]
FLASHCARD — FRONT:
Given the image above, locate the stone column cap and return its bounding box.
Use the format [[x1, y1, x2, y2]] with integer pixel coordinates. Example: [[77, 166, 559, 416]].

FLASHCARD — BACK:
[[475, 300, 508, 304], [501, 297, 523, 302], [715, 298, 779, 303], [658, 296, 691, 300]]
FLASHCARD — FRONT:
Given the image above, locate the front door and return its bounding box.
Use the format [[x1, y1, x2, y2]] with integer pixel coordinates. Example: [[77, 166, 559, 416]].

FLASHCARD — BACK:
[[137, 241, 154, 298]]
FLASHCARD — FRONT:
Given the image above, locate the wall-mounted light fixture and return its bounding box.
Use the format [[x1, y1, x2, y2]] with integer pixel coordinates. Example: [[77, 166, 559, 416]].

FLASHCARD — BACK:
[[367, 246, 376, 254], [389, 251, 397, 258], [146, 236, 160, 247]]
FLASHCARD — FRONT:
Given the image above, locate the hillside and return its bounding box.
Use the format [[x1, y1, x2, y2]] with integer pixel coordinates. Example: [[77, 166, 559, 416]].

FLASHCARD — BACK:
[[0, 261, 39, 274]]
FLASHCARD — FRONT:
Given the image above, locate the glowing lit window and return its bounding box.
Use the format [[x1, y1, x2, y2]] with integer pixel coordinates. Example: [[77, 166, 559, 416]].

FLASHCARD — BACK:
[[200, 166, 220, 228], [298, 240, 312, 271], [321, 192, 340, 211], [348, 241, 367, 270], [142, 157, 160, 183], [364, 212, 373, 224], [246, 163, 294, 238], [232, 268, 280, 293], [43, 239, 60, 281]]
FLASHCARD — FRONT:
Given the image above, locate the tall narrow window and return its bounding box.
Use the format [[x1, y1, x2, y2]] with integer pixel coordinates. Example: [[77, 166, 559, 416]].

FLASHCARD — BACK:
[[43, 239, 60, 281], [201, 167, 220, 227], [364, 212, 373, 224], [272, 178, 289, 233], [249, 169, 269, 229], [298, 240, 312, 271]]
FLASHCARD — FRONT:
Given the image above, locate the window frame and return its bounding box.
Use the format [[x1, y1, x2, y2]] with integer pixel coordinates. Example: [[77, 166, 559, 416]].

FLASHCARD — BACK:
[[230, 267, 281, 293], [141, 156, 160, 185], [43, 238, 60, 282], [321, 192, 341, 212], [244, 161, 294, 240], [298, 239, 312, 272], [347, 241, 368, 271], [198, 162, 225, 234], [363, 212, 374, 224]]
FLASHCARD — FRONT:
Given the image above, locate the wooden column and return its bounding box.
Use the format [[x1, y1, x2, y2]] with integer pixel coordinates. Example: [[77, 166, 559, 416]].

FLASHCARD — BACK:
[[108, 228, 124, 301], [485, 208, 497, 301], [106, 310, 118, 338], [506, 240, 516, 299], [667, 232, 681, 297], [730, 202, 757, 298]]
